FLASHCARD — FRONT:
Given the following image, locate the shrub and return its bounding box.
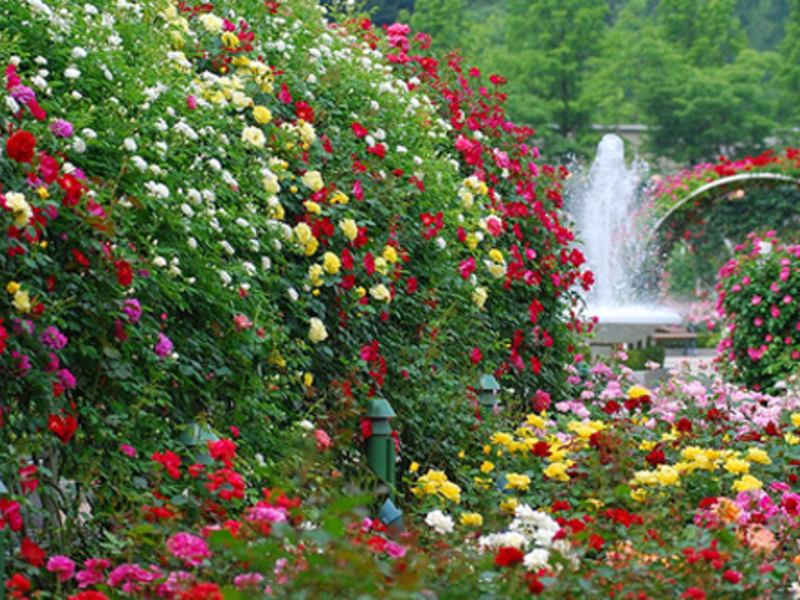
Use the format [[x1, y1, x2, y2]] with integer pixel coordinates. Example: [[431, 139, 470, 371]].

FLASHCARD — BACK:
[[716, 232, 800, 390]]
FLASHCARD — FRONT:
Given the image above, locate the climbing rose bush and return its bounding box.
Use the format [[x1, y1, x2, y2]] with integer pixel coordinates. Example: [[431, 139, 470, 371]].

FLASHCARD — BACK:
[[716, 232, 800, 390]]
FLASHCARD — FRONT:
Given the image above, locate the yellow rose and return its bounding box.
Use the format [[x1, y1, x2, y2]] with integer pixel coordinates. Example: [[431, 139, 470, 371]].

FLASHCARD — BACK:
[[724, 458, 750, 475], [374, 257, 389, 275], [356, 286, 366, 298], [6, 281, 20, 295], [460, 512, 483, 527], [409, 462, 419, 473], [231, 91, 252, 109], [241, 126, 265, 148], [304, 201, 322, 215], [308, 317, 328, 343], [308, 264, 324, 287], [304, 237, 319, 256], [322, 252, 341, 275], [382, 245, 398, 264], [480, 461, 494, 474], [294, 223, 313, 245], [301, 170, 324, 192], [340, 218, 358, 241], [330, 190, 349, 205], [466, 234, 478, 250], [733, 475, 763, 493], [298, 121, 316, 146], [632, 470, 658, 486], [12, 289, 31, 313], [253, 105, 272, 125], [262, 171, 281, 194], [504, 473, 531, 491], [439, 481, 461, 503], [500, 497, 519, 514], [199, 13, 223, 32], [6, 192, 32, 228], [37, 187, 49, 200], [491, 432, 513, 446], [526, 413, 547, 429], [655, 465, 679, 487], [221, 31, 240, 48], [488, 249, 504, 263], [628, 385, 650, 399], [746, 448, 771, 465], [269, 202, 285, 220], [487, 262, 506, 278], [369, 283, 391, 303], [543, 462, 570, 482], [473, 286, 487, 309]]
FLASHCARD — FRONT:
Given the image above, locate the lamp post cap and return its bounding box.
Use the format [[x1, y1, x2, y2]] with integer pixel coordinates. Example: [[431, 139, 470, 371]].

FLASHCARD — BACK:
[[365, 397, 396, 420], [179, 423, 219, 446], [479, 373, 500, 392]]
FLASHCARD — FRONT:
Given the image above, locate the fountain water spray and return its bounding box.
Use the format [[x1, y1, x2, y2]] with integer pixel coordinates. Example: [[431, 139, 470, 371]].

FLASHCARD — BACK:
[[573, 134, 680, 346]]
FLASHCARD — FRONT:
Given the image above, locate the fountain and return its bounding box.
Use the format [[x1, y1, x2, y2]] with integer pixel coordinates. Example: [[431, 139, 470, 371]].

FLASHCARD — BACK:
[[573, 134, 680, 349]]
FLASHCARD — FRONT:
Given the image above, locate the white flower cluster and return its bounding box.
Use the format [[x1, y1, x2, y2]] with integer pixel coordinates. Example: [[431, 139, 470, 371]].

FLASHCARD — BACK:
[[478, 504, 576, 572], [425, 509, 454, 535]]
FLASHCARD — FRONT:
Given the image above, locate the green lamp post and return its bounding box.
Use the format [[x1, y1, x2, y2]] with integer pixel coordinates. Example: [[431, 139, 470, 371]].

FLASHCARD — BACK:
[[179, 422, 219, 465], [364, 398, 404, 533], [478, 373, 501, 409], [1, 475, 7, 600], [364, 398, 397, 489]]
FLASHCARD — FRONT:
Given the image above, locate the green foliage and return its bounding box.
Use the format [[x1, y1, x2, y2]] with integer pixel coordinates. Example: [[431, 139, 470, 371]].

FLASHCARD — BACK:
[[503, 0, 607, 142], [409, 0, 466, 52]]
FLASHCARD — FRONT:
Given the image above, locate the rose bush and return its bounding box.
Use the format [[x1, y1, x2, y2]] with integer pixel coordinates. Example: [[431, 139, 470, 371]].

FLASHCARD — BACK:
[[0, 0, 591, 572], [716, 232, 800, 391]]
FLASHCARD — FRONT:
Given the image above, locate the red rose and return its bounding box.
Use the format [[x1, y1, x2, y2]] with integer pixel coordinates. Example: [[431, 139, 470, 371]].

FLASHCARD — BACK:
[[494, 546, 524, 567], [58, 174, 84, 206], [6, 131, 36, 163], [48, 414, 78, 443], [295, 101, 314, 122], [115, 260, 133, 287], [20, 537, 46, 567]]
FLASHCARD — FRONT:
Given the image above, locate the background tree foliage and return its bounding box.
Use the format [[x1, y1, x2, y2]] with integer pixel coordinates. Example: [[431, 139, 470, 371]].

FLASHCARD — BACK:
[[367, 0, 798, 166]]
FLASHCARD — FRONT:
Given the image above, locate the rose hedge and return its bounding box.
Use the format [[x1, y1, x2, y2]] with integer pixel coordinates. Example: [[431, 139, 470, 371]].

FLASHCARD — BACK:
[[716, 232, 800, 391]]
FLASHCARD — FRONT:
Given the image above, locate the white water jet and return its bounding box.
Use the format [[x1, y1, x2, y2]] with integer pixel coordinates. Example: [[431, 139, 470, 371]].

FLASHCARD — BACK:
[[572, 134, 680, 346]]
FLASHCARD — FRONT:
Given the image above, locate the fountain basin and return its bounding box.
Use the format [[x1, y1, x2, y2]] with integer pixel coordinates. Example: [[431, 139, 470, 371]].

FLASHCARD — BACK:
[[589, 305, 682, 346]]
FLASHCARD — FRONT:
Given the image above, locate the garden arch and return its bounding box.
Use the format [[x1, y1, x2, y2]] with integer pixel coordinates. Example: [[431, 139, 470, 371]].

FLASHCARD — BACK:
[[646, 172, 800, 258]]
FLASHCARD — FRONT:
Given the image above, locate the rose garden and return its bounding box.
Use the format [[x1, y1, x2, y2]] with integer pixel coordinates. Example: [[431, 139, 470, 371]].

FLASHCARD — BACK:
[[1, 0, 800, 598]]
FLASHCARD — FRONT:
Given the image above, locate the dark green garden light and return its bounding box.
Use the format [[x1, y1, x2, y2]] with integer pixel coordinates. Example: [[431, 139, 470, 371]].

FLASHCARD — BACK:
[[0, 475, 6, 600], [478, 373, 501, 409], [364, 398, 403, 532], [364, 398, 396, 489]]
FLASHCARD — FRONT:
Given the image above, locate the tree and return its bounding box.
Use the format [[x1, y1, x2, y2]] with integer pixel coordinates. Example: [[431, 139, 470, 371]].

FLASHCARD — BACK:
[[639, 49, 777, 163], [583, 0, 661, 126], [409, 0, 467, 52], [500, 0, 607, 147], [777, 0, 800, 126], [657, 0, 747, 68]]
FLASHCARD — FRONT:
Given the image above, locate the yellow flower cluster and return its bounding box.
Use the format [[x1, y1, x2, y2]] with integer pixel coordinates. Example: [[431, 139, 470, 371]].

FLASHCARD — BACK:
[[7, 282, 31, 313], [566, 419, 605, 442], [413, 469, 461, 504], [458, 175, 488, 210], [504, 473, 531, 491], [628, 385, 651, 400], [632, 465, 681, 488], [294, 222, 319, 256]]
